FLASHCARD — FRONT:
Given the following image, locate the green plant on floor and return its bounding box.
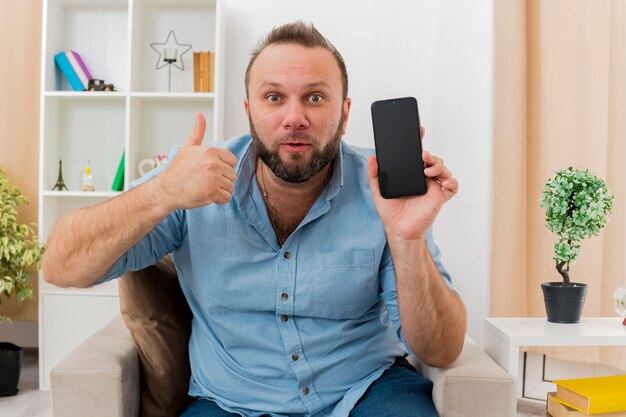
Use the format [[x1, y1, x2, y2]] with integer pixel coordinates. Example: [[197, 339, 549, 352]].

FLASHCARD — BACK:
[[540, 167, 613, 287], [0, 168, 45, 322]]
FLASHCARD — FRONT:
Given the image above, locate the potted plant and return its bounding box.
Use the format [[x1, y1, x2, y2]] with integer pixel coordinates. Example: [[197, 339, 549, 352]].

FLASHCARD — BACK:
[[0, 167, 45, 396], [540, 167, 613, 323]]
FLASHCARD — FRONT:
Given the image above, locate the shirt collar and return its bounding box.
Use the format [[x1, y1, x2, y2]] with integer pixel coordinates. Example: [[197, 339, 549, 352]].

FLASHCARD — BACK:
[[325, 141, 344, 201]]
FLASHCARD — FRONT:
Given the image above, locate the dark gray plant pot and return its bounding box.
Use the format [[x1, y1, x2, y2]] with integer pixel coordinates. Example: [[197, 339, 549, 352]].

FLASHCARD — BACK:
[[0, 342, 23, 397], [541, 282, 588, 323]]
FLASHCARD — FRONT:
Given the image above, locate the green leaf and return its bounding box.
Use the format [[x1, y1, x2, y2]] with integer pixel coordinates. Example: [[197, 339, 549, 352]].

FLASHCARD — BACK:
[[0, 167, 45, 308], [541, 167, 614, 279]]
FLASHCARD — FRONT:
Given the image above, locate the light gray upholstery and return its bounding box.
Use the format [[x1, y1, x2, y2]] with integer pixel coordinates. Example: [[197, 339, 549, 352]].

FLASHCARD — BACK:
[[51, 317, 514, 417], [412, 336, 515, 417], [50, 315, 139, 417]]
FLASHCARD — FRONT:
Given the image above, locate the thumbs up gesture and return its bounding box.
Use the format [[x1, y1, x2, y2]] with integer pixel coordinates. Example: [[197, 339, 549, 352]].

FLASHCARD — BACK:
[[154, 112, 238, 211]]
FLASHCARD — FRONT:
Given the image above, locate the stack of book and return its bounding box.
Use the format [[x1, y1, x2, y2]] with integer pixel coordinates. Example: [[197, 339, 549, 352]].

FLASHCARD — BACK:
[[193, 51, 215, 93], [547, 374, 626, 416], [54, 50, 92, 91]]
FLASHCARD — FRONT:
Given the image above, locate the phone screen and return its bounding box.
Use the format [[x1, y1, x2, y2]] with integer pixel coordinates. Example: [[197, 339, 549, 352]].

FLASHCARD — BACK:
[[371, 97, 426, 198]]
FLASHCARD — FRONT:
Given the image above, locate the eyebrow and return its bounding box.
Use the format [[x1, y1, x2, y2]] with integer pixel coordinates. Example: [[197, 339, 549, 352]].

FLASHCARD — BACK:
[[259, 81, 330, 90]]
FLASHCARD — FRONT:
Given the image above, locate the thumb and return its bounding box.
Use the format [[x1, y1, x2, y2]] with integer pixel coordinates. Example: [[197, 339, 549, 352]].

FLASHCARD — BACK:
[[183, 112, 206, 147], [367, 156, 381, 198]]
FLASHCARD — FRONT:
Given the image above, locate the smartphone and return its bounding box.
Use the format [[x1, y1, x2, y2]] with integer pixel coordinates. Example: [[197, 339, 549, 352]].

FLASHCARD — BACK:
[[371, 96, 427, 198]]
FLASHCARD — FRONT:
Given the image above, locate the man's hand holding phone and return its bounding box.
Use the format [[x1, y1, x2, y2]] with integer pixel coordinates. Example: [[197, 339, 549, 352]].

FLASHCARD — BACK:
[[367, 142, 458, 242], [369, 97, 458, 241]]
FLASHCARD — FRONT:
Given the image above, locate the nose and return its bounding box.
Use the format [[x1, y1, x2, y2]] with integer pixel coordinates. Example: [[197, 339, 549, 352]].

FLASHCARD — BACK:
[[282, 100, 309, 130]]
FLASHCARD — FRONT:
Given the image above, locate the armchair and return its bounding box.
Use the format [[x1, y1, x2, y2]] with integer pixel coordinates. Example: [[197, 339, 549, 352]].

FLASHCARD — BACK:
[[50, 260, 515, 417]]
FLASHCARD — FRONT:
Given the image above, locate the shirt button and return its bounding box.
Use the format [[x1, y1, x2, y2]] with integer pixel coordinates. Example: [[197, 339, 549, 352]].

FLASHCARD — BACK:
[[292, 353, 299, 361], [280, 315, 288, 322], [281, 293, 289, 301], [303, 387, 310, 395], [283, 251, 291, 259]]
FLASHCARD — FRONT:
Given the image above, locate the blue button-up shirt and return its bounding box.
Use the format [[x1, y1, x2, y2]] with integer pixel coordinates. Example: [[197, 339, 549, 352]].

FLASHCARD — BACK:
[[101, 134, 453, 417]]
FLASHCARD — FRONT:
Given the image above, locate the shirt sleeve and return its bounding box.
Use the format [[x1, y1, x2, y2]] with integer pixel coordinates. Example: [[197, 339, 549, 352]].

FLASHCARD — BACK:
[[95, 209, 186, 284], [378, 227, 454, 357], [95, 146, 186, 284]]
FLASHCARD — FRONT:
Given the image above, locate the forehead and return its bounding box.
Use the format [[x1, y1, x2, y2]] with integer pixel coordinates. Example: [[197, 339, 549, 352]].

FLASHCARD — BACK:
[[248, 43, 342, 91]]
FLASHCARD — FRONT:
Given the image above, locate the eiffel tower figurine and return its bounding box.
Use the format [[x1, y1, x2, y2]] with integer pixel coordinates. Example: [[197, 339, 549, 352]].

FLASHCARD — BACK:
[[52, 160, 69, 191]]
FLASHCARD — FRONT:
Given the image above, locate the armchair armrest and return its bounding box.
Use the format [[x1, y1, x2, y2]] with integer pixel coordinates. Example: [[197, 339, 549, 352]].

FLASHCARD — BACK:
[[411, 336, 515, 417], [50, 315, 139, 417]]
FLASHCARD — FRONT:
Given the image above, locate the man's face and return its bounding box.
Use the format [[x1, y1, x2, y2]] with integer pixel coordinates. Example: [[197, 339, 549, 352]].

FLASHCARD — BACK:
[[244, 43, 351, 183]]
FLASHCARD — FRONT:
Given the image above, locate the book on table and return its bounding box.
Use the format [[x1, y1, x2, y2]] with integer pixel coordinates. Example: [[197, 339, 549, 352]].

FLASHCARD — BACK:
[[547, 393, 626, 417], [552, 374, 626, 414]]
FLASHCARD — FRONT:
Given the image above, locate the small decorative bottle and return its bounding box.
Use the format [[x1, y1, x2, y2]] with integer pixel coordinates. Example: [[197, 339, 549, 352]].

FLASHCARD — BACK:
[[80, 160, 95, 191]]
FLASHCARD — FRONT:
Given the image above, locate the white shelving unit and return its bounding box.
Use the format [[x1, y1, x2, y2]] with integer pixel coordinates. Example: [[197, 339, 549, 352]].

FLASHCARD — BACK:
[[37, 0, 225, 389]]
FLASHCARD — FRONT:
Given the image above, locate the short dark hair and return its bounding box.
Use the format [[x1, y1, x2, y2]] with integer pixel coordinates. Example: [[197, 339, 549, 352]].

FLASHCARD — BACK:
[[245, 21, 348, 99]]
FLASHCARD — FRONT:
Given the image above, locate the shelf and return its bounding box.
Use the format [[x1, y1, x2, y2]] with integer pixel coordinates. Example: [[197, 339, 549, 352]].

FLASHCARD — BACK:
[[43, 191, 123, 197], [43, 0, 129, 92], [128, 97, 213, 182], [39, 0, 224, 391], [43, 92, 215, 100], [136, 0, 216, 7], [131, 92, 215, 100], [42, 97, 126, 192], [130, 0, 216, 92], [44, 91, 126, 99], [50, 0, 127, 5]]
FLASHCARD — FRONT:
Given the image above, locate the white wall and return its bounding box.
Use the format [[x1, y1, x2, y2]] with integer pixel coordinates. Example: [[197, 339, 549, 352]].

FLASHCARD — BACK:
[[223, 0, 494, 344]]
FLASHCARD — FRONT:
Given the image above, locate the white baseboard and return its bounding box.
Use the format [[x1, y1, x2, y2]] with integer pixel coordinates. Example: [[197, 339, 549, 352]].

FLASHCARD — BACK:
[[0, 320, 38, 348]]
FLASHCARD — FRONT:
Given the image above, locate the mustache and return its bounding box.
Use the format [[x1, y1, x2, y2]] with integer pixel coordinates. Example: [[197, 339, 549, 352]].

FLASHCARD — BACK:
[[278, 131, 316, 143]]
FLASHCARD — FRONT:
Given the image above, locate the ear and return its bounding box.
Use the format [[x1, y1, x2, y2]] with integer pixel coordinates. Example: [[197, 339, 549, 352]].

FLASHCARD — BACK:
[[341, 98, 352, 135], [243, 97, 250, 118]]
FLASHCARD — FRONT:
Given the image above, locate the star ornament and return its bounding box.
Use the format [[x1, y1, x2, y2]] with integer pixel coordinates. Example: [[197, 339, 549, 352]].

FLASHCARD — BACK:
[[150, 30, 192, 71]]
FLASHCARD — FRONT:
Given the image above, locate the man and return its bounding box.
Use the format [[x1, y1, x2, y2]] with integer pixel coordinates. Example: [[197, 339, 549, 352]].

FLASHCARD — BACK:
[[43, 21, 466, 417]]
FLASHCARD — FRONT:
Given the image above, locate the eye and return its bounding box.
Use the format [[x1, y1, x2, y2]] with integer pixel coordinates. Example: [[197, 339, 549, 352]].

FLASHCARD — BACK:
[[267, 94, 281, 103], [308, 94, 323, 103]]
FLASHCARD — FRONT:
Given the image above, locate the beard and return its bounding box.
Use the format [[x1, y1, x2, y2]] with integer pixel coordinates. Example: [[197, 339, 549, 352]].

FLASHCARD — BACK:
[[250, 113, 344, 184]]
